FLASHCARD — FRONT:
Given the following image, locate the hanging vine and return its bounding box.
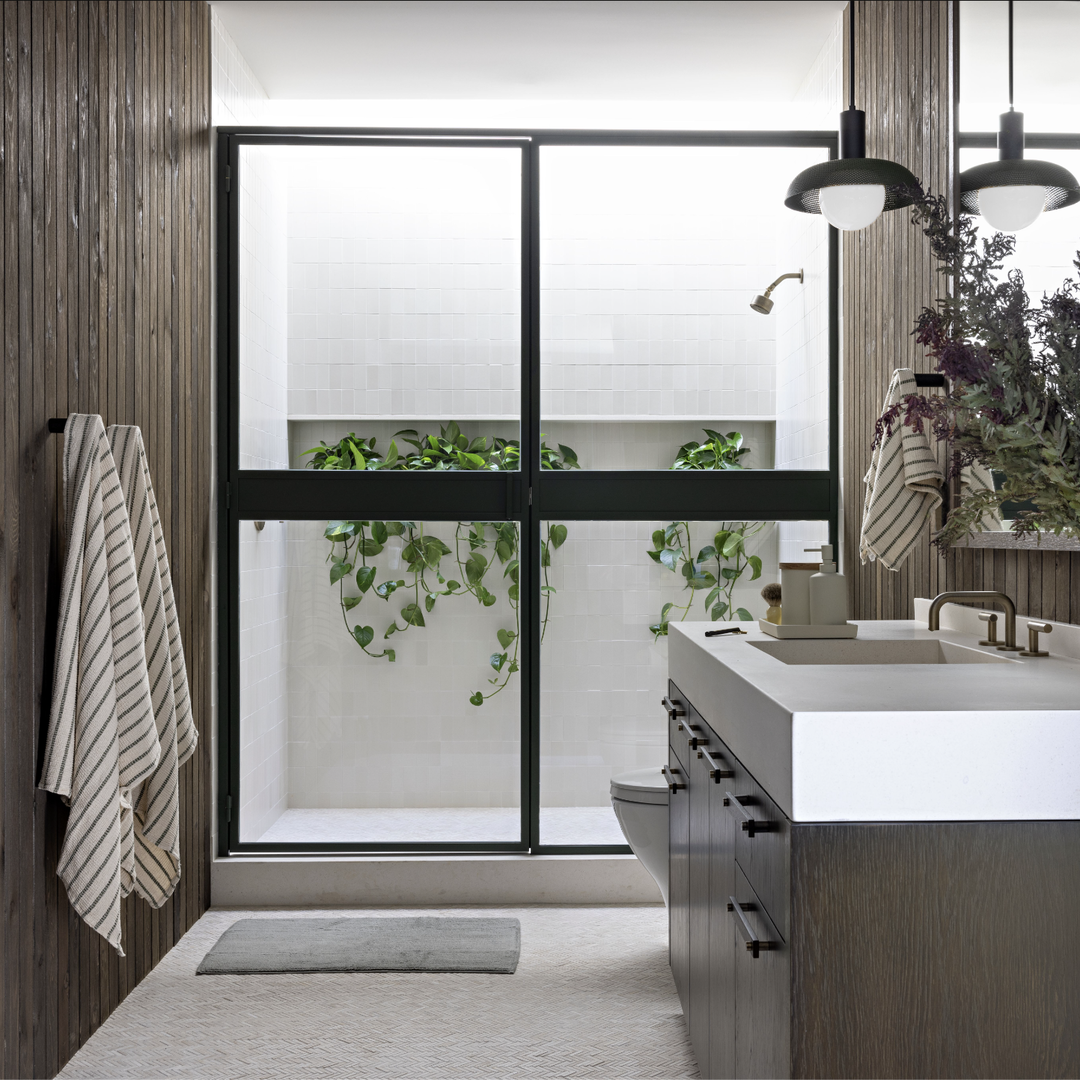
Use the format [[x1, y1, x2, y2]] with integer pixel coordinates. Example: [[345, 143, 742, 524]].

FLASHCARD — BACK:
[[308, 423, 577, 706]]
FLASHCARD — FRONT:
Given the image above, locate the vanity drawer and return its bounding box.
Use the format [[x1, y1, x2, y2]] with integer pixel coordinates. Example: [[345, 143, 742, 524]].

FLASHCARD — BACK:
[[726, 773, 790, 943], [665, 681, 694, 769]]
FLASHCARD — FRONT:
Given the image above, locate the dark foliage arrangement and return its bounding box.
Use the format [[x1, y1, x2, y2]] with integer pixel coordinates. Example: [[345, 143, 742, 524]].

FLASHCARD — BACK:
[[876, 188, 1080, 547]]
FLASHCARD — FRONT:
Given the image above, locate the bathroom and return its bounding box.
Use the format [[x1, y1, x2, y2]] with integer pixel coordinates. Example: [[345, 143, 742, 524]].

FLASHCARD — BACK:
[[2, 2, 1080, 1078]]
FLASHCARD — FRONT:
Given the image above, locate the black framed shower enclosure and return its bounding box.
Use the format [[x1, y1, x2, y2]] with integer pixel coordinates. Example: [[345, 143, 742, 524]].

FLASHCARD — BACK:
[[215, 127, 840, 857]]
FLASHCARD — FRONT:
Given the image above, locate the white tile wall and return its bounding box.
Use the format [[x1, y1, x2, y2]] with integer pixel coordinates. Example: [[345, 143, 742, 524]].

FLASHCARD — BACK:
[[285, 147, 522, 421], [539, 519, 778, 818]]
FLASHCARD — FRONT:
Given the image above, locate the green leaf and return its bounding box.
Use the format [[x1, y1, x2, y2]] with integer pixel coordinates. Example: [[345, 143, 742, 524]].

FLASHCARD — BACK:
[[401, 603, 426, 627], [352, 625, 374, 648], [469, 692, 484, 707], [480, 590, 497, 608], [490, 652, 507, 673], [375, 580, 400, 599], [652, 529, 666, 550], [659, 547, 681, 572], [649, 622, 670, 638], [704, 586, 721, 608], [425, 594, 436, 612], [342, 595, 362, 611], [508, 583, 519, 601], [325, 520, 357, 541], [549, 524, 568, 549], [721, 533, 744, 559], [360, 538, 384, 557], [497, 628, 516, 649], [371, 521, 388, 544], [384, 624, 397, 638], [713, 529, 732, 552], [660, 602, 674, 620], [736, 607, 753, 621], [356, 566, 376, 592], [711, 602, 729, 620], [384, 520, 406, 536], [697, 545, 717, 561], [329, 560, 353, 585], [541, 541, 550, 568], [721, 566, 739, 580], [646, 549, 663, 563], [465, 552, 488, 584], [385, 649, 396, 662], [445, 580, 461, 592], [747, 555, 763, 581]]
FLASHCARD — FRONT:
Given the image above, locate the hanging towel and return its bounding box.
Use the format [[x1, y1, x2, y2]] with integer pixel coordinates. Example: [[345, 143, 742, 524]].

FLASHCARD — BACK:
[[108, 425, 198, 908], [39, 414, 161, 955], [860, 368, 944, 570]]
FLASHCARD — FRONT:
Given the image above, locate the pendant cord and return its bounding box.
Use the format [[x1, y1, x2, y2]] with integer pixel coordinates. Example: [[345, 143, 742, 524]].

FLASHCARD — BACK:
[[1008, 0, 1014, 109], [848, 1, 856, 109]]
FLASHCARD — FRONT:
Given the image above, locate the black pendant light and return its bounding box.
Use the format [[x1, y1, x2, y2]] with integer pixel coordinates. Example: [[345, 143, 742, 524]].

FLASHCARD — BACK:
[[958, 1, 1079, 232], [785, 2, 918, 230]]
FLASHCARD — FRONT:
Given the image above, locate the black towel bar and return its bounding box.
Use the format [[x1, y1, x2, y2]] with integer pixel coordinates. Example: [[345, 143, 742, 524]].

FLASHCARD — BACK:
[[47, 418, 66, 433], [914, 373, 947, 388]]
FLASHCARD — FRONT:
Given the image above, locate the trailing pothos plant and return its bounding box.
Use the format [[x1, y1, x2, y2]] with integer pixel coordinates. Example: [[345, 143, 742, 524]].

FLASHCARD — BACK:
[[307, 423, 577, 706], [876, 188, 1080, 546], [648, 429, 765, 638]]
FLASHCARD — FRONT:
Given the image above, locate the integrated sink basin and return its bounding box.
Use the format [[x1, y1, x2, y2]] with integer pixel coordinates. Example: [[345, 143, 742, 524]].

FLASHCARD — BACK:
[[747, 638, 1019, 666]]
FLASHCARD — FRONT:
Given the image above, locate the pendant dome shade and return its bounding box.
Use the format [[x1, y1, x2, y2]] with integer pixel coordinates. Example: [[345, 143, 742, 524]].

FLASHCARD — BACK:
[[958, 5, 1080, 229], [959, 161, 1080, 214], [785, 156, 919, 215], [784, 2, 918, 229]]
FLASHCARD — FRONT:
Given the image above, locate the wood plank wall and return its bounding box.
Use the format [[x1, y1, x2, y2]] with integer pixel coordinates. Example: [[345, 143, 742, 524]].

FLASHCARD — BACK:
[[0, 4, 211, 1078], [843, 0, 953, 621], [844, 0, 1080, 621]]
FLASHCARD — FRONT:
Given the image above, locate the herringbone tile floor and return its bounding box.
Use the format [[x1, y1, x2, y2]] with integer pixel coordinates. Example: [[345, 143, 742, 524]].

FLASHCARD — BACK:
[[60, 906, 699, 1079]]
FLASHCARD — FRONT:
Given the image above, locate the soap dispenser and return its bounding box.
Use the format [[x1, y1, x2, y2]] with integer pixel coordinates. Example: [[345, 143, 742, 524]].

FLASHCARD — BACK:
[[805, 545, 848, 625]]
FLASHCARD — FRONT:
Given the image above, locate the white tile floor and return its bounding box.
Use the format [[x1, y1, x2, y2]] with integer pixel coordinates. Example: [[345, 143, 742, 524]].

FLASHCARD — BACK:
[[254, 805, 628, 846], [59, 906, 698, 1079]]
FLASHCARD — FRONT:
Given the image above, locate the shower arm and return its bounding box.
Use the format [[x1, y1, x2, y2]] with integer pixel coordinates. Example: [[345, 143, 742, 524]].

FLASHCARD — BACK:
[[760, 270, 804, 300]]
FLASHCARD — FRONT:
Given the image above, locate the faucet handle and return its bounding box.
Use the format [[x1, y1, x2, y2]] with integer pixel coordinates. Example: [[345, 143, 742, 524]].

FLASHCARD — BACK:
[[977, 611, 999, 646], [1019, 621, 1053, 657]]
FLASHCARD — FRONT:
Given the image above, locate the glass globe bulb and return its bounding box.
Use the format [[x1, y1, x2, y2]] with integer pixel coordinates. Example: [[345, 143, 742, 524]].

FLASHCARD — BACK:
[[818, 184, 886, 231], [978, 185, 1045, 232]]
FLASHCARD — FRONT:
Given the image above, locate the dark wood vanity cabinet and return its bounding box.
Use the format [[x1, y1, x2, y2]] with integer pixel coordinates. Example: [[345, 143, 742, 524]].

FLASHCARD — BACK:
[[666, 679, 1080, 1080]]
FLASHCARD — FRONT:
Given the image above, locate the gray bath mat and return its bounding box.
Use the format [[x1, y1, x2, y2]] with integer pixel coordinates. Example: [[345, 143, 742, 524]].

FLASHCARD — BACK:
[[196, 916, 521, 975]]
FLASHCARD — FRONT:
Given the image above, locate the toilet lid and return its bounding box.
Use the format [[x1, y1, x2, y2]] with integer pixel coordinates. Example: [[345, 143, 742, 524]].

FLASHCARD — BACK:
[[610, 767, 669, 805]]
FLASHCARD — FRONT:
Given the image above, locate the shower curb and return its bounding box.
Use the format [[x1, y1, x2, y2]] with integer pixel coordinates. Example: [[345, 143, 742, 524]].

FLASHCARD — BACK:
[[211, 854, 663, 907]]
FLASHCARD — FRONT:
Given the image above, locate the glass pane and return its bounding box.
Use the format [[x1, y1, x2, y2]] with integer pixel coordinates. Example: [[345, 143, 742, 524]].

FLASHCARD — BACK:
[[539, 517, 799, 847], [237, 144, 522, 470], [539, 146, 830, 471], [238, 517, 521, 845]]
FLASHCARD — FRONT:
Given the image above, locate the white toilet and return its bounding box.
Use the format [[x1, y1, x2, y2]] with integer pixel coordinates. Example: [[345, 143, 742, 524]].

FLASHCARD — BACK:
[[610, 767, 669, 905]]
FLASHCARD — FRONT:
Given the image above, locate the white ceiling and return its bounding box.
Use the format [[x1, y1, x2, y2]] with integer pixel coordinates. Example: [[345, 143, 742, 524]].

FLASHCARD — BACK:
[[209, 1, 848, 102]]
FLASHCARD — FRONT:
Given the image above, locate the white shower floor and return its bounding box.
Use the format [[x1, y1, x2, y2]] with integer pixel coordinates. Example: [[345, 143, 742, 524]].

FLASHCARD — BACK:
[[252, 805, 628, 846]]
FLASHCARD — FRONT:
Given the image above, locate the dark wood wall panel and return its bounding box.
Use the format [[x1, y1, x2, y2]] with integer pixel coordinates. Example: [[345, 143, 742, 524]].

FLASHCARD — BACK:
[[843, 0, 953, 621], [0, 4, 211, 1078], [845, 0, 1080, 621]]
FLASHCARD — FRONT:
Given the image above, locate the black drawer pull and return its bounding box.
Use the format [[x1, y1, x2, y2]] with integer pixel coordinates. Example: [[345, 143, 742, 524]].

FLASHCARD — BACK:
[[727, 897, 774, 959], [662, 765, 685, 793], [698, 746, 734, 779], [686, 727, 708, 750], [662, 695, 686, 720], [723, 791, 775, 837]]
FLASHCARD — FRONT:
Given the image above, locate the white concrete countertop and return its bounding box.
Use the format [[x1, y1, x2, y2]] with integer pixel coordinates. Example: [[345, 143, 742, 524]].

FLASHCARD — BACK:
[[668, 601, 1080, 824]]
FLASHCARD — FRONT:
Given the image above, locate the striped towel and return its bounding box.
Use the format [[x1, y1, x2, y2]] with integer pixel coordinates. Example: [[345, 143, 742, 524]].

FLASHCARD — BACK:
[[108, 425, 198, 908], [860, 368, 944, 570], [39, 414, 161, 955]]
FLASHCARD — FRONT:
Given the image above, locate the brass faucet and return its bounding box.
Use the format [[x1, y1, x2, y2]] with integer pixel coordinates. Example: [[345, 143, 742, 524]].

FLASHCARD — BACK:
[[927, 591, 1019, 650]]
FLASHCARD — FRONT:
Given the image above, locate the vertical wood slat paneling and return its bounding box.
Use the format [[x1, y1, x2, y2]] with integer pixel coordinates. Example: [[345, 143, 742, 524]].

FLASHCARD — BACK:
[[0, 5, 210, 1078], [845, 0, 1080, 622], [844, 1, 953, 622]]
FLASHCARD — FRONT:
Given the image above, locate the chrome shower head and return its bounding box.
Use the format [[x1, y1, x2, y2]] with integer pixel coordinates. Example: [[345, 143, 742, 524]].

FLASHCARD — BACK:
[[749, 269, 804, 314]]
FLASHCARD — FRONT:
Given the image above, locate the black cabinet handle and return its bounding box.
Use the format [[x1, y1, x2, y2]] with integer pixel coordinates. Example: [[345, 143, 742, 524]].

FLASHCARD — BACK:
[[686, 727, 708, 750], [699, 746, 734, 780], [723, 791, 775, 837], [662, 765, 685, 793], [727, 897, 774, 959], [662, 695, 686, 720]]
